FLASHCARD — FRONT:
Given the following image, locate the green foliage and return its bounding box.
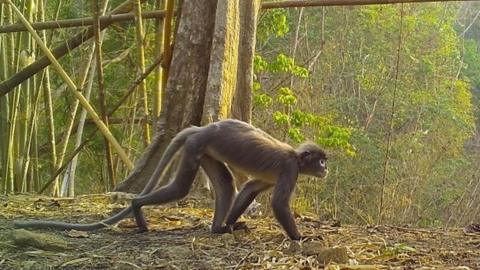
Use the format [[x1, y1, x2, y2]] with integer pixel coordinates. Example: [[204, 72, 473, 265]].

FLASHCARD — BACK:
[[256, 83, 354, 152], [463, 40, 480, 88], [254, 54, 308, 77], [3, 0, 478, 230], [276, 87, 297, 106], [257, 9, 289, 43], [254, 7, 355, 153], [317, 126, 355, 156], [273, 111, 289, 125], [253, 93, 273, 108], [287, 128, 304, 143], [255, 3, 478, 227], [254, 55, 268, 73], [270, 54, 309, 77]]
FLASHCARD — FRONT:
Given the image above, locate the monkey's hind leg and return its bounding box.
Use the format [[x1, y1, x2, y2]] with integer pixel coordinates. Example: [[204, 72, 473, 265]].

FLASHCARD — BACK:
[[200, 156, 236, 233], [131, 144, 202, 233]]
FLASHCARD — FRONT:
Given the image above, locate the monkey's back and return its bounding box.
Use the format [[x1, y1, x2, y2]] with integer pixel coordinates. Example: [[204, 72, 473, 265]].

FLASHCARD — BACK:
[[203, 119, 296, 182]]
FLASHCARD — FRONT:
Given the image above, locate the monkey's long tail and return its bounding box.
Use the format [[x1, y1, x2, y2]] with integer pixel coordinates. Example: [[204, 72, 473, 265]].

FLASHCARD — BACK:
[[13, 207, 133, 230], [13, 126, 203, 231], [139, 125, 202, 195]]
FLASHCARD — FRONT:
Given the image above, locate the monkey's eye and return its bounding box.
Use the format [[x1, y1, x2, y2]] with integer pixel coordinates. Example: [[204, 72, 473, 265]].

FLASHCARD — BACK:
[[319, 159, 326, 167]]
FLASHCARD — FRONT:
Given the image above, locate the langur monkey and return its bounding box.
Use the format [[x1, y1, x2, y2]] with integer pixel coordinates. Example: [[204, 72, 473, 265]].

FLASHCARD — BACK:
[[15, 119, 328, 240]]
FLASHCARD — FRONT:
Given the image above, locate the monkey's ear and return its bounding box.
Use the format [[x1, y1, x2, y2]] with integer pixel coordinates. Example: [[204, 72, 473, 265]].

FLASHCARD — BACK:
[[299, 150, 311, 161]]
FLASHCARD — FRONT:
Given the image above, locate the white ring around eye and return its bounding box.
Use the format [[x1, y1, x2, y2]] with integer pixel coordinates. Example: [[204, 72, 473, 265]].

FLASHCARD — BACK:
[[319, 159, 325, 167]]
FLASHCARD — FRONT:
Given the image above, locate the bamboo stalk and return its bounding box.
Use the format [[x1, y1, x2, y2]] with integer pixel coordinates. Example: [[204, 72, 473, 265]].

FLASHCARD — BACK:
[[94, 0, 116, 190], [7, 0, 134, 170], [161, 0, 174, 91], [53, 40, 98, 196], [59, 0, 109, 197], [21, 65, 43, 192], [6, 75, 20, 192], [152, 0, 164, 122], [39, 56, 163, 194], [61, 52, 97, 197], [9, 1, 30, 193], [0, 0, 141, 98], [31, 115, 39, 191], [1, 4, 15, 193], [0, 2, 8, 194], [11, 1, 35, 192], [0, 10, 168, 33], [35, 46, 132, 154], [134, 0, 151, 145], [39, 0, 59, 194]]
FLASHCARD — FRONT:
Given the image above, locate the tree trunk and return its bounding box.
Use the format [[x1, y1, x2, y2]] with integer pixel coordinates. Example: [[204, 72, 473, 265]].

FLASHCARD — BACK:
[[115, 0, 217, 193], [201, 0, 240, 124], [114, 0, 260, 193], [232, 0, 261, 124]]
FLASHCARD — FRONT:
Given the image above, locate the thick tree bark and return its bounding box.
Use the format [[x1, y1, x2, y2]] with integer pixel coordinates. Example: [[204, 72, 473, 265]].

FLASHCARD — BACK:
[[201, 0, 240, 123], [232, 0, 261, 123], [114, 0, 217, 193], [115, 0, 260, 194]]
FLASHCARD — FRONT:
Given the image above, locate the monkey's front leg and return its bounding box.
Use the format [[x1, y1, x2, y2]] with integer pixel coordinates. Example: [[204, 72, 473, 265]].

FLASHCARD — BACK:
[[271, 167, 301, 240], [224, 180, 272, 230]]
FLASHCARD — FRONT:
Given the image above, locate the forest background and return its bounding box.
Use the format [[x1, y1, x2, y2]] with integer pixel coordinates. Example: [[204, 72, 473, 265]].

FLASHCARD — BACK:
[[1, 0, 479, 230]]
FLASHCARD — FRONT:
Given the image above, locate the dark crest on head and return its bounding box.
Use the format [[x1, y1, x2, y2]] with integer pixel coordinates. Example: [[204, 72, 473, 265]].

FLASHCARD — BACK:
[[296, 142, 328, 178]]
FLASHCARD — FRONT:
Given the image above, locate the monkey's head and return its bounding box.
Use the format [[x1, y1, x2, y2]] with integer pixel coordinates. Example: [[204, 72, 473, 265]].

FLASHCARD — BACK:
[[296, 142, 328, 178]]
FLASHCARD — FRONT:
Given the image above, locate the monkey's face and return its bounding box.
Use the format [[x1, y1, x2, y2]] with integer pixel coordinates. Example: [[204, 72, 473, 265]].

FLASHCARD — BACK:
[[298, 148, 328, 178]]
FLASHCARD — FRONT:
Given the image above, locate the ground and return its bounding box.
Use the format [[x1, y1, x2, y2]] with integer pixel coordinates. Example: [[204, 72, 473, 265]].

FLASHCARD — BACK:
[[0, 194, 478, 270]]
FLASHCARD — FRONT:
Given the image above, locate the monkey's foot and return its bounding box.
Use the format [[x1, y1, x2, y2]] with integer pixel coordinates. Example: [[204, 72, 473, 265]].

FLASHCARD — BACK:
[[135, 227, 149, 234], [230, 221, 249, 232], [212, 222, 249, 234]]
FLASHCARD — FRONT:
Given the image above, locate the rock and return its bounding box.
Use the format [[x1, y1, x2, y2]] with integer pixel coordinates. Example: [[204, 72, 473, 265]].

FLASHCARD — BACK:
[[301, 241, 326, 256], [316, 246, 349, 265], [11, 229, 70, 251]]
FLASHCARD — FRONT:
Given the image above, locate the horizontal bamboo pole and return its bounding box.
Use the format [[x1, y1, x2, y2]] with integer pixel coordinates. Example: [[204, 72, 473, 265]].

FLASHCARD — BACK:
[[2, 0, 473, 34], [0, 0, 138, 97], [1, 0, 474, 97], [0, 10, 167, 33], [7, 0, 134, 170], [261, 0, 479, 9]]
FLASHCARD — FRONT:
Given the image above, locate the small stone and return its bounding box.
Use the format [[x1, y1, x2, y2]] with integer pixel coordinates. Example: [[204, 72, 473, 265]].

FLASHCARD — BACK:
[[301, 241, 326, 256], [11, 229, 70, 251], [316, 246, 349, 265]]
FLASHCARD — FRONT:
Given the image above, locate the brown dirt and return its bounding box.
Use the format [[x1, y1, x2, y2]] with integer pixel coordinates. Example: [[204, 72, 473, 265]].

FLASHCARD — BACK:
[[0, 194, 478, 269]]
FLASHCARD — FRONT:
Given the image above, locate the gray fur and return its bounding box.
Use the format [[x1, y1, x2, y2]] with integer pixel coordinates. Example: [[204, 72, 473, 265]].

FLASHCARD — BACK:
[[14, 126, 201, 230], [14, 119, 327, 238]]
